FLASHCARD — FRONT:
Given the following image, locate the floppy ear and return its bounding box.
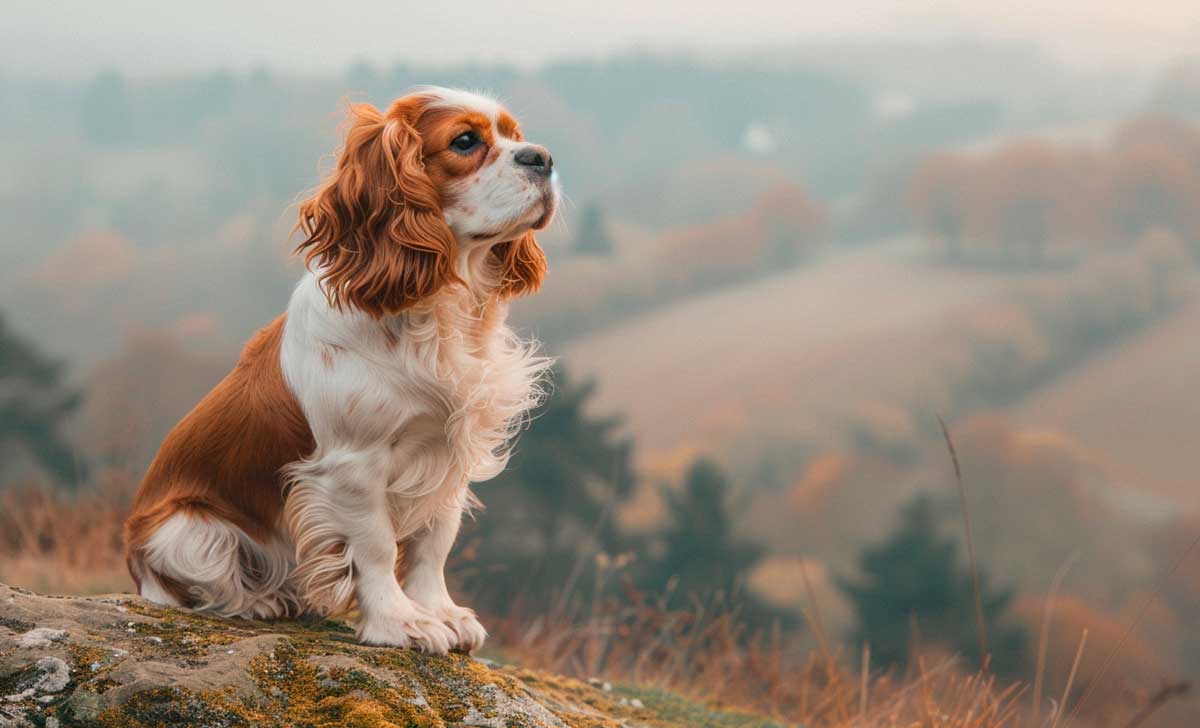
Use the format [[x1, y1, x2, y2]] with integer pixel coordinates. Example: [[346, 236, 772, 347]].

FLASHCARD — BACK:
[[296, 101, 457, 317], [492, 231, 547, 298]]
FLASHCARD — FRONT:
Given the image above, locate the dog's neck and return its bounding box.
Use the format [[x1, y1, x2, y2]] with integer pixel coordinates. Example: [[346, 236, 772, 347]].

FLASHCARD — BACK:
[[455, 241, 507, 301], [363, 243, 511, 351]]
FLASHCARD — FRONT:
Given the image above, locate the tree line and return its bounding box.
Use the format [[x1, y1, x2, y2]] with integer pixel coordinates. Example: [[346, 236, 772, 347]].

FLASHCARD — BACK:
[[908, 116, 1200, 265]]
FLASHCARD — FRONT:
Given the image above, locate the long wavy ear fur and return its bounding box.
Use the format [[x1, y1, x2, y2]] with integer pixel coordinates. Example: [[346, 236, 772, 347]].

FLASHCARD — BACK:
[[492, 231, 547, 298], [296, 101, 458, 317]]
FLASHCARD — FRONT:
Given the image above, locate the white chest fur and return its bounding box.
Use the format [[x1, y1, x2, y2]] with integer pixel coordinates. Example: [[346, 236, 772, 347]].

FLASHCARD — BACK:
[[280, 272, 551, 540]]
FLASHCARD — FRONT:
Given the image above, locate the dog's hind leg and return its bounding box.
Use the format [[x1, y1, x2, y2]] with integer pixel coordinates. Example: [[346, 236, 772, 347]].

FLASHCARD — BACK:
[[131, 510, 300, 620]]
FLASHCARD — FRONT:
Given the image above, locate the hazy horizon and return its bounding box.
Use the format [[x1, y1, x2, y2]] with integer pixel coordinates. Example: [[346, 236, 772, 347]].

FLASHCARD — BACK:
[[5, 0, 1200, 79]]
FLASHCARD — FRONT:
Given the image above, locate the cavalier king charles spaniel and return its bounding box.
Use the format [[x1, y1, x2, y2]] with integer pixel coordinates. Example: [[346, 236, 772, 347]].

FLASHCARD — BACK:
[[124, 87, 558, 653]]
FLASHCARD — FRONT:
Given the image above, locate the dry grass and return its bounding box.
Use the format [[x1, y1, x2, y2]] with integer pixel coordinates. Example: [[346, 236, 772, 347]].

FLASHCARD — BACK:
[[487, 583, 1027, 728], [487, 582, 1200, 728], [0, 472, 135, 595], [1, 477, 1194, 728]]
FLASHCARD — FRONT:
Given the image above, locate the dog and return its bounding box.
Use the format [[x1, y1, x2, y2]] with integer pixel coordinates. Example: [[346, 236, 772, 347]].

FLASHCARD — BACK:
[[123, 87, 557, 653]]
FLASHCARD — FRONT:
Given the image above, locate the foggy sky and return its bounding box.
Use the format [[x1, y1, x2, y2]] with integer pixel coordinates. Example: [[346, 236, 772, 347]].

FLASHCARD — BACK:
[[4, 0, 1200, 78]]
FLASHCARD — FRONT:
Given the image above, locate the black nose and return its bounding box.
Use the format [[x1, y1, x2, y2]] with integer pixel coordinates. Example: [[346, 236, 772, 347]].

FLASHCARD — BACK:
[[514, 145, 553, 176]]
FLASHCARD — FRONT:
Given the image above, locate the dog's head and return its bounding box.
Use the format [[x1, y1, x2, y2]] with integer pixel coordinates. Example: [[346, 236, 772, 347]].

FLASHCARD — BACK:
[[296, 87, 556, 317]]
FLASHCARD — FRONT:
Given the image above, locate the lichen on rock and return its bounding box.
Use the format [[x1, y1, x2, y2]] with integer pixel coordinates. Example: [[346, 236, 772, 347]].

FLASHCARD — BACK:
[[0, 584, 784, 727]]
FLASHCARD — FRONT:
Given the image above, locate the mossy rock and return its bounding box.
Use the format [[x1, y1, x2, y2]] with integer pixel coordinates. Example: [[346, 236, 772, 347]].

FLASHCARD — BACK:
[[0, 584, 787, 727]]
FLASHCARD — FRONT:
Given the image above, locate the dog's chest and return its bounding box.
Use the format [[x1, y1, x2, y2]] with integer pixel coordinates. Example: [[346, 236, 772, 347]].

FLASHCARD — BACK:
[[371, 304, 540, 481]]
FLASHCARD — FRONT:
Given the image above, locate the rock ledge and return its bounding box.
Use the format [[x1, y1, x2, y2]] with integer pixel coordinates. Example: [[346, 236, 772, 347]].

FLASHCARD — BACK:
[[0, 584, 780, 727]]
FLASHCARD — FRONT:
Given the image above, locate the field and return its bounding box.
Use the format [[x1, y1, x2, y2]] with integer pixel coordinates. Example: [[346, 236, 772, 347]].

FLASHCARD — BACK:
[[565, 240, 1055, 467], [1016, 298, 1200, 514]]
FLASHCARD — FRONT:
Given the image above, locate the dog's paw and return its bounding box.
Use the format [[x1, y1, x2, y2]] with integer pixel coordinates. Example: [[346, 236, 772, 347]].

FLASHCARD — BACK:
[[438, 605, 487, 653], [357, 608, 456, 654]]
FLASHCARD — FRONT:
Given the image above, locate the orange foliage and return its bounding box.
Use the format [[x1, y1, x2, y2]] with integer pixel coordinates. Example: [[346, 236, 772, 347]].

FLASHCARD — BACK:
[[1013, 593, 1166, 707], [766, 452, 909, 562], [81, 327, 230, 469], [908, 154, 975, 258], [909, 116, 1200, 262], [789, 452, 852, 512], [1108, 138, 1200, 243], [35, 229, 136, 294], [944, 415, 1150, 597], [655, 181, 826, 288]]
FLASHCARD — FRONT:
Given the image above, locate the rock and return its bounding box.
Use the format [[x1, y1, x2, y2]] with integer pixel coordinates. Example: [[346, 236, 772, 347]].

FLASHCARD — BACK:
[[3, 656, 70, 702], [0, 584, 783, 727], [14, 629, 66, 649]]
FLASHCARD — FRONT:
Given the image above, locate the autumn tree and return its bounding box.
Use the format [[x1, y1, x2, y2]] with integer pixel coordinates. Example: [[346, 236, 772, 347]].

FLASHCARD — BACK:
[[655, 182, 826, 289], [754, 182, 827, 268], [909, 154, 973, 260], [908, 116, 1200, 264], [83, 327, 228, 471], [1108, 130, 1200, 247]]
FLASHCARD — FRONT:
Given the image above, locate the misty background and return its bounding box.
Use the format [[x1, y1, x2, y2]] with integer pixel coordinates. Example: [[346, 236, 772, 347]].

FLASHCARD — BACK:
[[2, 3, 1200, 723]]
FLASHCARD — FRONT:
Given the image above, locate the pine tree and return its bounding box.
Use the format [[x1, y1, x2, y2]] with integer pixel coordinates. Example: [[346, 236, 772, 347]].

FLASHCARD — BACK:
[[649, 458, 764, 608], [465, 366, 635, 611], [573, 204, 615, 256], [838, 494, 1026, 674], [0, 313, 83, 484]]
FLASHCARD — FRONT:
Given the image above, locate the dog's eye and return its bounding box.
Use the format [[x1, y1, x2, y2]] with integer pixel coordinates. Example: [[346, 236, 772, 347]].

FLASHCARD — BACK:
[[450, 131, 481, 153]]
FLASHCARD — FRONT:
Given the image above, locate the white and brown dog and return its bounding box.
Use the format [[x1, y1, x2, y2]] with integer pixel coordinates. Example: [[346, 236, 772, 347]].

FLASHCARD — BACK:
[[124, 87, 557, 653]]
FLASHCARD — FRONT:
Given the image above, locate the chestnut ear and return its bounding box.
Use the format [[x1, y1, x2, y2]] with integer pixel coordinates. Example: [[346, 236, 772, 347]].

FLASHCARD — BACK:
[[296, 101, 457, 317], [492, 231, 547, 298]]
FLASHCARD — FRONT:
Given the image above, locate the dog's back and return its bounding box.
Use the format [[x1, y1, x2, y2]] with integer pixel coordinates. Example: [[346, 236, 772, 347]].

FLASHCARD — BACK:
[[123, 315, 314, 617]]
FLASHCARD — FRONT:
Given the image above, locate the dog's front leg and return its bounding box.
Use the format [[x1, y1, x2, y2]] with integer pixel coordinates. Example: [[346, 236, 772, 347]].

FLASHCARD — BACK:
[[287, 449, 455, 652], [401, 490, 488, 653], [352, 500, 457, 652]]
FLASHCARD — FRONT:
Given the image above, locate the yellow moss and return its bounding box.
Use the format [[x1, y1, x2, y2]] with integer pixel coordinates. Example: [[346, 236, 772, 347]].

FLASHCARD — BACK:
[[238, 638, 441, 727], [87, 596, 784, 727], [66, 642, 113, 678], [514, 670, 628, 714], [315, 695, 406, 728]]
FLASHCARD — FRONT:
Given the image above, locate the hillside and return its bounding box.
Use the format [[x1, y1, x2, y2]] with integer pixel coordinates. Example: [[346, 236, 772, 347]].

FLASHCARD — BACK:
[[563, 242, 1053, 466], [1015, 298, 1200, 514]]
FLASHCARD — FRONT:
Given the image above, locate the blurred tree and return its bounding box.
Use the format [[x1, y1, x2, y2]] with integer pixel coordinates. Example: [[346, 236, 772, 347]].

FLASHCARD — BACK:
[[909, 120, 1200, 266], [573, 203, 615, 256], [908, 155, 972, 261], [646, 458, 766, 610], [464, 366, 635, 612], [83, 327, 227, 472], [839, 494, 1026, 675], [0, 313, 83, 484], [655, 182, 827, 292], [983, 143, 1063, 265], [1108, 141, 1200, 248], [755, 182, 827, 268], [1149, 60, 1200, 120], [346, 60, 378, 95], [80, 70, 132, 145]]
